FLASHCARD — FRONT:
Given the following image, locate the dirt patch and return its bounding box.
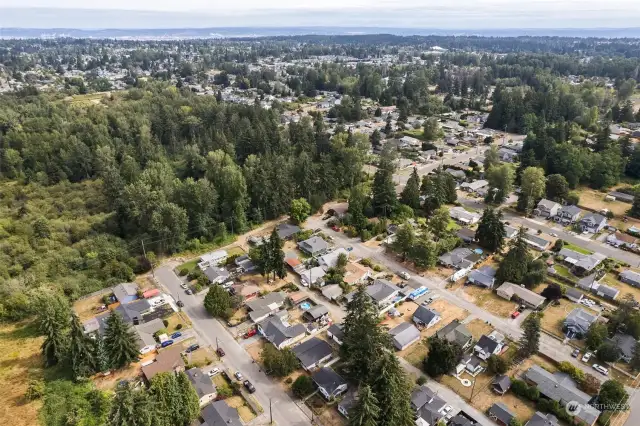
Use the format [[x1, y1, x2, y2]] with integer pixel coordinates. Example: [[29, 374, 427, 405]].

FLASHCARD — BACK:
[[400, 341, 429, 368], [163, 312, 192, 332], [440, 372, 494, 401], [423, 299, 469, 338], [94, 363, 142, 390], [577, 187, 630, 217], [379, 301, 419, 329], [185, 346, 216, 368], [363, 238, 384, 249], [461, 286, 518, 318], [318, 406, 348, 426], [464, 318, 495, 340], [246, 341, 266, 363], [0, 322, 43, 426], [509, 354, 558, 378], [473, 387, 537, 421], [226, 396, 256, 422], [73, 293, 111, 321], [541, 299, 597, 344]]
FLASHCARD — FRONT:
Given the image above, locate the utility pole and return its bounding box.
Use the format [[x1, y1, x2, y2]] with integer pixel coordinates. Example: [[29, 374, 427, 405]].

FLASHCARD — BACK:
[[269, 398, 273, 424], [142, 239, 155, 278], [216, 337, 219, 351]]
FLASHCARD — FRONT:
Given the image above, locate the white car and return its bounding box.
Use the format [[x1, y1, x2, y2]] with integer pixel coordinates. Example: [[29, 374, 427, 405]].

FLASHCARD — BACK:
[[180, 283, 187, 289], [593, 364, 609, 375], [399, 271, 411, 280], [207, 368, 220, 377], [443, 405, 453, 413], [581, 352, 593, 363], [549, 233, 558, 237]]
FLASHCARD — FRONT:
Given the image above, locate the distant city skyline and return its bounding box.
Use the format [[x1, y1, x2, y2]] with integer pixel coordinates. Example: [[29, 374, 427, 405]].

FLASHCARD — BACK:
[[1, 1, 640, 30]]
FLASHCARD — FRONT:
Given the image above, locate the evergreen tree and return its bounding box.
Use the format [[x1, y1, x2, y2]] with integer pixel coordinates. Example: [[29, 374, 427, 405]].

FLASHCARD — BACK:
[[475, 208, 506, 252], [148, 372, 199, 426], [429, 206, 450, 240], [36, 293, 70, 367], [349, 385, 380, 426], [423, 336, 463, 377], [400, 167, 421, 209], [370, 129, 381, 150], [348, 185, 369, 232], [108, 381, 154, 426], [267, 228, 286, 281], [372, 153, 397, 217], [630, 191, 640, 219], [519, 313, 541, 357], [545, 174, 570, 202], [68, 313, 95, 377], [496, 227, 532, 284], [391, 224, 416, 261], [93, 335, 110, 373], [517, 167, 546, 215], [371, 352, 415, 426], [204, 284, 234, 318], [409, 233, 438, 269], [103, 312, 140, 369]]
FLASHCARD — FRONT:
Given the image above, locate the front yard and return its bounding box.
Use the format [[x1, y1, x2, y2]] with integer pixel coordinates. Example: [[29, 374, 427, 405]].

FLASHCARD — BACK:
[[540, 298, 596, 343], [461, 286, 519, 318]]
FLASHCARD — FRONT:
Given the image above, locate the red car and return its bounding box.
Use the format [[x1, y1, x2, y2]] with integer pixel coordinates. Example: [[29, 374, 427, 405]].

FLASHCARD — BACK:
[[331, 225, 340, 232], [244, 329, 257, 339], [511, 311, 520, 319]]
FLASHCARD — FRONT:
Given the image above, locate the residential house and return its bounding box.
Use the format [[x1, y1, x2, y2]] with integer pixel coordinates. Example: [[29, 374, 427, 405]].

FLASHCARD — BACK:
[[563, 308, 598, 338], [346, 279, 402, 310], [526, 412, 559, 426], [496, 282, 546, 309], [141, 345, 186, 381], [474, 332, 505, 360], [445, 168, 467, 180], [504, 225, 518, 239], [303, 305, 330, 323], [449, 206, 481, 225], [112, 282, 139, 304], [497, 147, 519, 162], [450, 414, 476, 426], [523, 365, 600, 426], [607, 191, 634, 203], [460, 180, 489, 193], [312, 367, 348, 400], [198, 250, 228, 270], [523, 233, 551, 251], [229, 283, 260, 301], [438, 247, 481, 270], [579, 213, 608, 234], [276, 223, 301, 240], [488, 402, 516, 426], [591, 281, 620, 300], [186, 368, 217, 406], [204, 266, 230, 285], [299, 266, 327, 287], [343, 262, 372, 285], [411, 385, 438, 411], [134, 318, 165, 354], [565, 287, 584, 303], [467, 265, 497, 288], [327, 323, 344, 345], [412, 386, 447, 425], [321, 284, 343, 301], [413, 306, 442, 329], [436, 320, 473, 349], [534, 199, 561, 218], [257, 314, 306, 349], [200, 400, 242, 426], [114, 299, 152, 324], [246, 292, 286, 323], [492, 375, 512, 395], [389, 322, 421, 350], [234, 254, 257, 273], [555, 205, 582, 224], [298, 236, 330, 256], [292, 337, 333, 371], [456, 227, 476, 243], [620, 270, 640, 287], [558, 249, 606, 275], [607, 333, 637, 363], [607, 232, 636, 248], [285, 257, 304, 272], [457, 353, 484, 376], [338, 392, 357, 418], [318, 248, 349, 269]]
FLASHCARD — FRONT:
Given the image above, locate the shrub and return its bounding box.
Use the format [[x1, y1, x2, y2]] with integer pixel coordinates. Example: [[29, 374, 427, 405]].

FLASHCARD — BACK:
[[416, 376, 427, 385], [360, 230, 372, 241], [175, 323, 183, 330], [292, 375, 315, 398], [487, 355, 509, 375], [285, 377, 293, 384], [178, 268, 189, 276], [510, 379, 529, 397], [217, 384, 233, 399], [373, 265, 382, 272], [360, 258, 373, 267], [25, 380, 45, 400], [526, 386, 540, 401], [163, 319, 169, 328]]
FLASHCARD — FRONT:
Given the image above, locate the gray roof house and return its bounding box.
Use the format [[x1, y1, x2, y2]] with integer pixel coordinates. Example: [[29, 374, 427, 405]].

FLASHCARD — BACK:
[[411, 385, 437, 411], [524, 365, 600, 426], [234, 254, 257, 272], [579, 213, 608, 234], [436, 320, 473, 349], [534, 199, 561, 218], [204, 266, 230, 285], [526, 412, 559, 426], [389, 322, 421, 350], [112, 282, 139, 304], [114, 299, 152, 324], [186, 368, 217, 406], [555, 205, 582, 224], [619, 270, 640, 287], [607, 333, 636, 363], [591, 282, 620, 300], [312, 367, 348, 400], [327, 323, 344, 345], [467, 265, 496, 288], [416, 393, 447, 426], [276, 223, 301, 240], [449, 415, 475, 426], [563, 308, 598, 338], [258, 314, 306, 349], [134, 318, 165, 354], [460, 179, 489, 193], [346, 279, 401, 308], [449, 206, 481, 225], [303, 305, 330, 322], [445, 168, 466, 180], [488, 402, 516, 426], [474, 334, 503, 360], [492, 375, 511, 395], [496, 282, 546, 309], [292, 337, 333, 370], [438, 247, 481, 270], [504, 225, 518, 239], [565, 287, 584, 303], [413, 306, 442, 329], [559, 249, 606, 274], [246, 292, 286, 323], [321, 284, 343, 301], [456, 227, 476, 243], [608, 191, 634, 203], [298, 236, 330, 256], [522, 233, 551, 251], [201, 400, 242, 426]]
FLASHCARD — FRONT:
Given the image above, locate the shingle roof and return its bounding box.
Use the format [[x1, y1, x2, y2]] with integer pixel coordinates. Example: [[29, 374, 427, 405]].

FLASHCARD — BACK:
[[411, 385, 437, 410], [559, 205, 582, 216], [476, 334, 500, 354], [276, 223, 301, 239], [312, 367, 346, 395], [564, 308, 598, 334], [620, 270, 640, 285], [389, 322, 421, 349], [436, 320, 472, 347], [366, 279, 400, 302], [112, 282, 139, 302], [525, 412, 559, 426], [489, 402, 515, 425], [327, 323, 344, 341], [413, 306, 440, 326], [201, 401, 242, 426], [608, 333, 636, 359], [186, 368, 216, 398], [497, 282, 546, 307], [298, 236, 329, 254], [537, 199, 560, 211], [204, 266, 230, 282], [492, 375, 511, 393], [305, 304, 329, 320], [292, 337, 333, 369]]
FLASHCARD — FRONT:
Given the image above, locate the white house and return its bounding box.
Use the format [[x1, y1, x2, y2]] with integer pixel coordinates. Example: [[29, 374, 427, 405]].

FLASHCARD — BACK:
[[473, 331, 505, 360], [198, 250, 228, 270]]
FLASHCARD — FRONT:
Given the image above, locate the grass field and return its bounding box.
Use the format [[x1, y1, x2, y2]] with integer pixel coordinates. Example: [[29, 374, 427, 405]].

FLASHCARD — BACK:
[[401, 341, 429, 368], [562, 243, 593, 255], [462, 286, 518, 318], [576, 187, 630, 217], [0, 322, 43, 426], [464, 318, 496, 340]]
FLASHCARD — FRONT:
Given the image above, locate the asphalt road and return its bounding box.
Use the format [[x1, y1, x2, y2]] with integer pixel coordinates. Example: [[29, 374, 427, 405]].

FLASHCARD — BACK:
[[155, 265, 312, 426]]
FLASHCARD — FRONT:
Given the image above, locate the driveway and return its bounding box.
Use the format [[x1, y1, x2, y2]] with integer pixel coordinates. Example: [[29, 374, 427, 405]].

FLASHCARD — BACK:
[[154, 265, 312, 426]]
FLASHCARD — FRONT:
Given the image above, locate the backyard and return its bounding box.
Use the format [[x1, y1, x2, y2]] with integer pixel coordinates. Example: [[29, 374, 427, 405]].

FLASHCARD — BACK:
[[400, 340, 429, 368], [540, 299, 595, 343], [464, 318, 495, 340], [600, 272, 640, 302], [576, 187, 630, 217], [461, 286, 518, 318]]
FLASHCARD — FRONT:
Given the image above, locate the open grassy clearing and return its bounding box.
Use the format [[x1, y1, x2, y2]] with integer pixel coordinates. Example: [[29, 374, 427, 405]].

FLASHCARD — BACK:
[[226, 395, 257, 422], [400, 341, 429, 368], [462, 286, 518, 318], [464, 318, 496, 340], [576, 187, 630, 217], [600, 272, 640, 303], [562, 243, 593, 255]]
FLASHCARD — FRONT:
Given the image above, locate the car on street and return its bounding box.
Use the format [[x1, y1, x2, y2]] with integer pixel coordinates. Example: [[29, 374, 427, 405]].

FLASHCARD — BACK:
[[171, 332, 182, 339], [346, 246, 353, 252], [207, 368, 220, 377], [160, 340, 174, 348], [582, 352, 593, 363], [234, 371, 243, 381], [217, 347, 226, 357], [180, 283, 187, 289], [511, 311, 520, 319], [571, 348, 580, 358], [399, 271, 410, 280], [176, 300, 184, 307], [550, 233, 558, 237], [331, 225, 340, 232], [186, 344, 200, 353], [593, 364, 609, 375], [243, 380, 256, 393], [185, 288, 193, 295]]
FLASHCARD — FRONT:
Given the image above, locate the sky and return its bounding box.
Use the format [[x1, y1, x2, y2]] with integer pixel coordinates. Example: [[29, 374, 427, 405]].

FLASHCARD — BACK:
[[0, 0, 640, 29]]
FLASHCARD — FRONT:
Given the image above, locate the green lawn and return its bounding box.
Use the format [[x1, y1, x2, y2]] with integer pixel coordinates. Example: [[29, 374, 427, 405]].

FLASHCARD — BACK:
[[562, 243, 592, 255], [447, 219, 461, 231], [552, 264, 573, 278], [402, 129, 426, 140]]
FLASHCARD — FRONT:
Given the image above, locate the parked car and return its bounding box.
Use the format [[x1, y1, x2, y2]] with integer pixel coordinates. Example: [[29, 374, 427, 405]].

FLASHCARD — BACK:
[[185, 289, 193, 295], [171, 332, 182, 339], [331, 225, 340, 232], [571, 349, 580, 358], [234, 371, 243, 381], [217, 347, 226, 357], [582, 352, 593, 363], [180, 283, 187, 289], [244, 329, 257, 339], [160, 340, 174, 348], [550, 233, 558, 237], [186, 344, 200, 353], [207, 368, 220, 377], [177, 300, 184, 307], [399, 271, 410, 280], [346, 246, 353, 252], [511, 311, 520, 319], [593, 364, 609, 375], [243, 380, 256, 393], [443, 405, 453, 413]]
